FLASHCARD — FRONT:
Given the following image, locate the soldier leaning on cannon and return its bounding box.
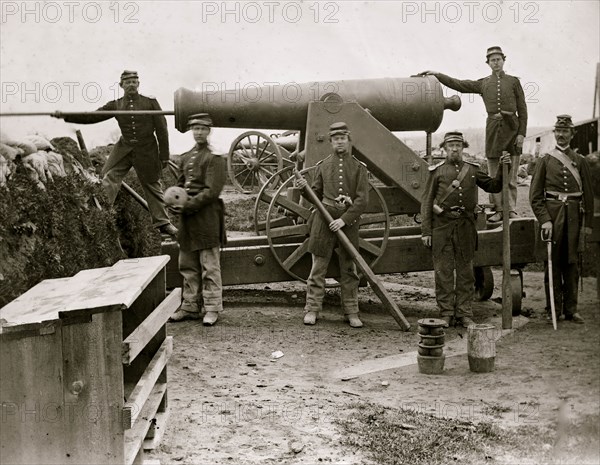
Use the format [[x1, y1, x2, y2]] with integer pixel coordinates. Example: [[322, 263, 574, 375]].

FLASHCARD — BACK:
[[419, 46, 527, 223], [421, 131, 511, 328], [529, 115, 594, 325], [169, 113, 227, 326], [296, 122, 369, 328], [53, 70, 178, 237]]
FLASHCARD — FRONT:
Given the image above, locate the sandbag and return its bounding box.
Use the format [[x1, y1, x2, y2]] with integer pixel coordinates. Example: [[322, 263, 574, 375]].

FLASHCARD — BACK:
[[24, 134, 55, 151]]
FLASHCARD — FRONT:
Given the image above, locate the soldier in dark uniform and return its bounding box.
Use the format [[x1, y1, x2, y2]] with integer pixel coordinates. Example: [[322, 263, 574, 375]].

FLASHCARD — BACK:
[[529, 115, 594, 324], [296, 122, 369, 328], [419, 46, 527, 222], [53, 70, 177, 236], [421, 131, 511, 328], [169, 113, 227, 326]]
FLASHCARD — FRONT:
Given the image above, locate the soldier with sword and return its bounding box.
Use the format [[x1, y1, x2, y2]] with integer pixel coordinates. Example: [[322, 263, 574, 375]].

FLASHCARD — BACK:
[[529, 115, 594, 327]]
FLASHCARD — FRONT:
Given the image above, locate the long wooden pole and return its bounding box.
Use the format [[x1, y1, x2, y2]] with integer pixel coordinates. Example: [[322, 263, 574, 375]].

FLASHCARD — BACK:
[[0, 111, 175, 117], [293, 170, 411, 331], [502, 162, 512, 329]]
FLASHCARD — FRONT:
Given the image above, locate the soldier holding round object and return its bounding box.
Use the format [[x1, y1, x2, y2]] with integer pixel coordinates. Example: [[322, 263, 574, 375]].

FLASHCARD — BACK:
[[418, 46, 527, 222], [421, 131, 511, 328], [169, 113, 227, 327], [529, 115, 594, 325], [164, 186, 189, 208]]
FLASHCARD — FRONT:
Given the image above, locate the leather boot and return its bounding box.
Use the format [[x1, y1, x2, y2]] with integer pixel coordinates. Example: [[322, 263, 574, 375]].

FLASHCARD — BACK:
[[304, 311, 318, 325], [170, 309, 201, 322], [203, 311, 219, 326], [347, 314, 363, 328]]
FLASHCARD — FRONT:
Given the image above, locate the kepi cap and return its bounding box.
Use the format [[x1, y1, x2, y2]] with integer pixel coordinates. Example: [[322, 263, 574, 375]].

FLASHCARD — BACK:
[[485, 46, 506, 60], [441, 131, 468, 147], [328, 122, 350, 137], [187, 113, 213, 128], [554, 114, 574, 129], [120, 70, 139, 82]]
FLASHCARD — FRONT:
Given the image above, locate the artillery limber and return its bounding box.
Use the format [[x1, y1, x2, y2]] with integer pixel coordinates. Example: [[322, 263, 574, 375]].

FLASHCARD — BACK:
[[164, 76, 538, 314]]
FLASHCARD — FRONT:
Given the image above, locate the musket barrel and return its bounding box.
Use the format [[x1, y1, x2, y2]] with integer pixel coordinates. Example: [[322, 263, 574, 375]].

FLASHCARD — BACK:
[[174, 76, 460, 133]]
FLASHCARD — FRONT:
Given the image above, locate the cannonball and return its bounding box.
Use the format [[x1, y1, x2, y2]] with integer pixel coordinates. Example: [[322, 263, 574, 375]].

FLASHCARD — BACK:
[[164, 186, 188, 207]]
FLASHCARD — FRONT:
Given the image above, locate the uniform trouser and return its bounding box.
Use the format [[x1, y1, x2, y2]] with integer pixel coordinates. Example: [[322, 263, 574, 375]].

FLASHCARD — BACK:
[[304, 248, 359, 315], [179, 246, 223, 314], [432, 228, 474, 318], [487, 155, 520, 213], [543, 222, 579, 317], [102, 156, 170, 228]]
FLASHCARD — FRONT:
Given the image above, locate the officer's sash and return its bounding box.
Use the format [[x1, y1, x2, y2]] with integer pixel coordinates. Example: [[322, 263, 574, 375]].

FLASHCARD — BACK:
[[548, 149, 583, 191], [437, 163, 470, 207]]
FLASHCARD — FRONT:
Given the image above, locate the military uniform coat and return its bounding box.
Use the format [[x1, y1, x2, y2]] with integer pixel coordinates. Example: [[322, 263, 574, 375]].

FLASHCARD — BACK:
[[529, 147, 594, 263], [64, 93, 169, 183], [175, 144, 227, 252], [435, 72, 527, 158], [307, 153, 369, 257], [421, 159, 503, 260]]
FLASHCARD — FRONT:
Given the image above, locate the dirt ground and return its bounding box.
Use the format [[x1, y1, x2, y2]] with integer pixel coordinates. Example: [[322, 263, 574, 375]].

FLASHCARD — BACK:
[[147, 265, 599, 465], [146, 184, 599, 465]]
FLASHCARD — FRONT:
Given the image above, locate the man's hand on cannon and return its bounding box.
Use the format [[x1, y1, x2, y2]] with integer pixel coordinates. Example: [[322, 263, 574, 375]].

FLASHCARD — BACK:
[[421, 235, 432, 248], [416, 70, 439, 76], [329, 218, 345, 232]]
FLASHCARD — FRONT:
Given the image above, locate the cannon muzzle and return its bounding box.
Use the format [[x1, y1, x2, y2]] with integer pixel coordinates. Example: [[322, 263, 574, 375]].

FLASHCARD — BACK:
[[175, 76, 459, 133]]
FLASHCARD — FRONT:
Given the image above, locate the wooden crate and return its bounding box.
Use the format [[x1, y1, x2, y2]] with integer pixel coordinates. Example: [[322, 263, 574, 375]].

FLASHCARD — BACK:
[[0, 256, 180, 465]]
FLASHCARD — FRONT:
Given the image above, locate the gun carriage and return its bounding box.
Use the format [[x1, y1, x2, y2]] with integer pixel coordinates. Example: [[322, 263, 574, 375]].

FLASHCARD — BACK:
[[164, 76, 540, 313]]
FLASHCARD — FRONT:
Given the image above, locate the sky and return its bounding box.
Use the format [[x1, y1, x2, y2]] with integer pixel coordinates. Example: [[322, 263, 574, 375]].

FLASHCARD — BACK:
[[1, 0, 599, 154]]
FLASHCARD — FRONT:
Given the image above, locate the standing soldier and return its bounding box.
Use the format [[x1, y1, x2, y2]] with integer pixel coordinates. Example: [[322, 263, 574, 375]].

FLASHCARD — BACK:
[[53, 70, 178, 237], [296, 122, 369, 328], [169, 113, 227, 326], [419, 46, 527, 222], [529, 115, 594, 324], [421, 131, 511, 328]]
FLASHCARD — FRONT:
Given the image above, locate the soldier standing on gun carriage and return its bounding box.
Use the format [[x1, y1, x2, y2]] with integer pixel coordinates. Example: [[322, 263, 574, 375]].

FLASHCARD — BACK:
[[529, 115, 594, 325], [53, 70, 178, 237], [419, 46, 527, 222], [421, 131, 512, 328], [296, 122, 369, 328]]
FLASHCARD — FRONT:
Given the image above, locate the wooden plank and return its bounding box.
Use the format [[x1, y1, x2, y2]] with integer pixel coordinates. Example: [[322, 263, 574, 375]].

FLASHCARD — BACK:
[[123, 337, 173, 429], [123, 272, 166, 399], [0, 269, 107, 328], [123, 290, 180, 364], [0, 325, 66, 464], [124, 383, 167, 465], [62, 256, 170, 313], [62, 311, 124, 464], [334, 315, 530, 380], [143, 409, 170, 450], [0, 256, 170, 330]]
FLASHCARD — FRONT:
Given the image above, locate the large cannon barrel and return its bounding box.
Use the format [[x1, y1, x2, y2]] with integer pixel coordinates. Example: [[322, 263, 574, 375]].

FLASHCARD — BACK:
[[174, 76, 460, 133]]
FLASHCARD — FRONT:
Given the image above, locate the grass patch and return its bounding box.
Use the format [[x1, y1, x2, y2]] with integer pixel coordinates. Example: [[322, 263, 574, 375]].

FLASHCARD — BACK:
[[334, 401, 600, 465]]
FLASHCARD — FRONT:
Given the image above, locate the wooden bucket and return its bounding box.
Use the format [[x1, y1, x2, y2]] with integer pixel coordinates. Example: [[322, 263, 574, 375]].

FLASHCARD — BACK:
[[467, 323, 496, 373]]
